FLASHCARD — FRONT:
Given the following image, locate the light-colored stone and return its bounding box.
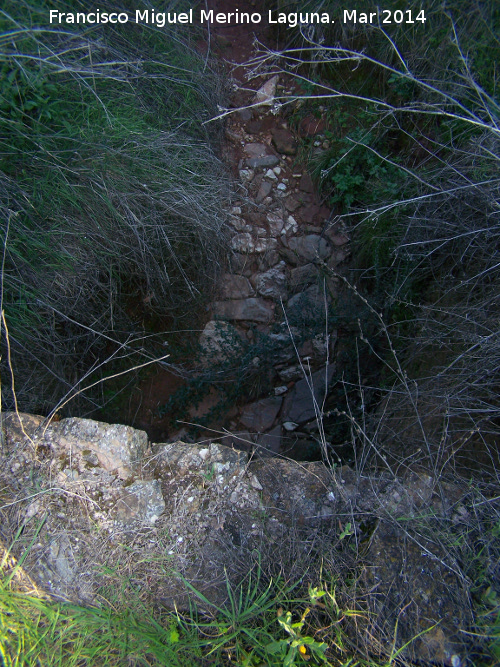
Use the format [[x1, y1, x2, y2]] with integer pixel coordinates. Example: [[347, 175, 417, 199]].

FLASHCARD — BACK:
[[199, 320, 243, 365], [230, 232, 255, 253], [244, 142, 267, 158], [282, 421, 298, 431], [254, 75, 279, 105], [277, 365, 303, 382], [44, 418, 148, 480], [239, 169, 254, 182], [283, 215, 298, 235], [264, 169, 278, 180], [254, 237, 277, 253], [267, 212, 284, 236], [229, 216, 252, 232], [255, 262, 287, 299]]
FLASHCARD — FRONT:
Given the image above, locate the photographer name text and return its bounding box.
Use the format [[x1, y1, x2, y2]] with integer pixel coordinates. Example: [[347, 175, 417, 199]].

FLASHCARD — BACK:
[[49, 8, 427, 29]]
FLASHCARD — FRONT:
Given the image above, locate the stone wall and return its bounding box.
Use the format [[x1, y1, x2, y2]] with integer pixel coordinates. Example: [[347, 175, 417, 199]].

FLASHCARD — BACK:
[[0, 411, 473, 665]]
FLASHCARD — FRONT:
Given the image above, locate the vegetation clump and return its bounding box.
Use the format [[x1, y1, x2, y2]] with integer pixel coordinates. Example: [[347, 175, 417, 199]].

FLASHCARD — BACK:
[[0, 0, 231, 416]]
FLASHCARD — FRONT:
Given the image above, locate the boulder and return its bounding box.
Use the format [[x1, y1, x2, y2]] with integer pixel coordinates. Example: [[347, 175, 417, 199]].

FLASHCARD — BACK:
[[42, 417, 148, 480], [0, 412, 476, 664]]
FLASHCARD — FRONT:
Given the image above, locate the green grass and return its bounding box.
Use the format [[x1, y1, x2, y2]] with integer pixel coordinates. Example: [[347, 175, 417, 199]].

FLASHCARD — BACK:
[[0, 569, 384, 667]]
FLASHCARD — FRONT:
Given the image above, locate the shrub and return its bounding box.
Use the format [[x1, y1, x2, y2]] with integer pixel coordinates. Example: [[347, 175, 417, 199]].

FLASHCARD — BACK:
[[0, 0, 231, 415]]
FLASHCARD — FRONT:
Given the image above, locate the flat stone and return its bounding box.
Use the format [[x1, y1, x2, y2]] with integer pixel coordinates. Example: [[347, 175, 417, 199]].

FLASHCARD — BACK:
[[271, 128, 297, 155], [237, 107, 253, 121], [244, 143, 268, 158], [255, 262, 287, 299], [240, 396, 283, 432], [282, 365, 335, 424], [213, 298, 274, 322], [246, 155, 280, 169], [220, 274, 254, 299], [325, 230, 349, 246], [277, 365, 303, 382], [254, 75, 278, 105], [287, 235, 331, 262]]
